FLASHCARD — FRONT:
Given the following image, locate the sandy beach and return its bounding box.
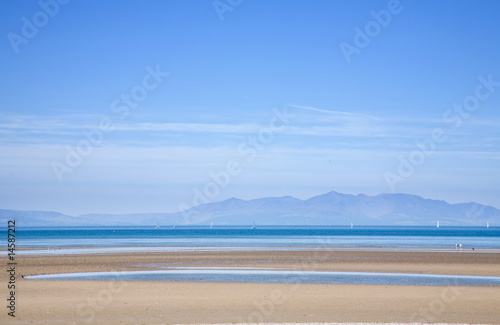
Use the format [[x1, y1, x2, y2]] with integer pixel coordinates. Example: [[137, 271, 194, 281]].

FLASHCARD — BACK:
[[4, 249, 500, 324]]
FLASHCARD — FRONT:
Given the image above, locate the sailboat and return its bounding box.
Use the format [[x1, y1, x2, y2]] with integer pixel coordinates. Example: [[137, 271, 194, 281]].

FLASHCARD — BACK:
[[487, 221, 489, 228], [210, 222, 213, 229], [155, 222, 160, 229], [437, 221, 440, 228], [251, 221, 256, 230], [350, 222, 353, 229]]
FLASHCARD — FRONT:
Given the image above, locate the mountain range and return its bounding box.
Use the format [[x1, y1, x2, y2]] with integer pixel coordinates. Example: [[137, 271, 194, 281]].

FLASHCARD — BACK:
[[1, 191, 498, 227]]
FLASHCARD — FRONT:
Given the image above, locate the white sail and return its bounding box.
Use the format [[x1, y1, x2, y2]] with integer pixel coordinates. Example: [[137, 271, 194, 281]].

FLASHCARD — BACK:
[[210, 222, 213, 229], [251, 221, 256, 229], [437, 221, 440, 228], [350, 222, 353, 229]]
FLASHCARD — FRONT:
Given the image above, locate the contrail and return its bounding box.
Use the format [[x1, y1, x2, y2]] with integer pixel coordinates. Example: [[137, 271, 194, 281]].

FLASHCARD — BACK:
[[287, 104, 378, 119]]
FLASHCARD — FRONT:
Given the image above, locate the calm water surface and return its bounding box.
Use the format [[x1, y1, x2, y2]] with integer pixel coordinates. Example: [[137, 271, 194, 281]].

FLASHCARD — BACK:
[[12, 226, 500, 249], [26, 267, 500, 286]]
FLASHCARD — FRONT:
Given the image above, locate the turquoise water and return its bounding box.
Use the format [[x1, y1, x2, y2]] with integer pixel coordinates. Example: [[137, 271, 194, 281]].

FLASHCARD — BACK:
[[11, 226, 500, 249], [15, 226, 500, 286], [26, 268, 500, 286]]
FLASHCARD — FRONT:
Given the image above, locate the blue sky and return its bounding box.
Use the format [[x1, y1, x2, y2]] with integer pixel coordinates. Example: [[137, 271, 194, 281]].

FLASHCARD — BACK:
[[1, 0, 499, 215]]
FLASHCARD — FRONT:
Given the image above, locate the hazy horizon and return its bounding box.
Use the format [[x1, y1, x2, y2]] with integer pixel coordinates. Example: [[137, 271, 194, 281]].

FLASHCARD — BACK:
[[2, 190, 499, 218]]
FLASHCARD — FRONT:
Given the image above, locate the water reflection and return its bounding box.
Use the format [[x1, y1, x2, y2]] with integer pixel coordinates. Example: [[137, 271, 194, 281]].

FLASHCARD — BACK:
[[26, 267, 500, 286]]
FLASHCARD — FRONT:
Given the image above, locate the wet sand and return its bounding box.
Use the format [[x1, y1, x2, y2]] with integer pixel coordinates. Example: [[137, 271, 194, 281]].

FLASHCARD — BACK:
[[4, 249, 500, 324]]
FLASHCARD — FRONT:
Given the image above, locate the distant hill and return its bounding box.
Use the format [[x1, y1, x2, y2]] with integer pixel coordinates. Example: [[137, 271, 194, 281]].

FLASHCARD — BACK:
[[1, 191, 499, 227]]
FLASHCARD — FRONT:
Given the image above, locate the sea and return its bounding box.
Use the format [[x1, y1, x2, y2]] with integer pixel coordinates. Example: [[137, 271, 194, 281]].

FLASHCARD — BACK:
[[11, 225, 500, 253]]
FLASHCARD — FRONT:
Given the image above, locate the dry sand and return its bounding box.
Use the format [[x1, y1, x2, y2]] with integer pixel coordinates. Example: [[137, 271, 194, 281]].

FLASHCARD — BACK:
[[2, 249, 500, 324]]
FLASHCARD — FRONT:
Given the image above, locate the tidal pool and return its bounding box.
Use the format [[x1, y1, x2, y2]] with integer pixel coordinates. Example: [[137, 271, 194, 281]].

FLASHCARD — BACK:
[[26, 267, 500, 286]]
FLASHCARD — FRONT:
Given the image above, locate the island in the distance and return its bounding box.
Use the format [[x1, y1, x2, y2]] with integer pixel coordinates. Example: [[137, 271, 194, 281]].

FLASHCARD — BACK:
[[1, 191, 499, 227]]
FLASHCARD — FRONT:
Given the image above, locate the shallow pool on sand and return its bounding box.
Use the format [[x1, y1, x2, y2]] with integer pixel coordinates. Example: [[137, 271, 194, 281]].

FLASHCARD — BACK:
[[26, 267, 500, 286]]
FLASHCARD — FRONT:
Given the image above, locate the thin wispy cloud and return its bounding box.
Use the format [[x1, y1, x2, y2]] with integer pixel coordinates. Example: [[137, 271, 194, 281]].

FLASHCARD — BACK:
[[113, 122, 260, 134], [288, 104, 379, 120], [1, 112, 498, 149]]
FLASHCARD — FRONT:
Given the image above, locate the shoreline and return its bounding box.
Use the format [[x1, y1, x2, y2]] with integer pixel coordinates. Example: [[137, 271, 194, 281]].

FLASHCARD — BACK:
[[7, 249, 500, 324], [12, 248, 500, 277], [16, 245, 500, 257]]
